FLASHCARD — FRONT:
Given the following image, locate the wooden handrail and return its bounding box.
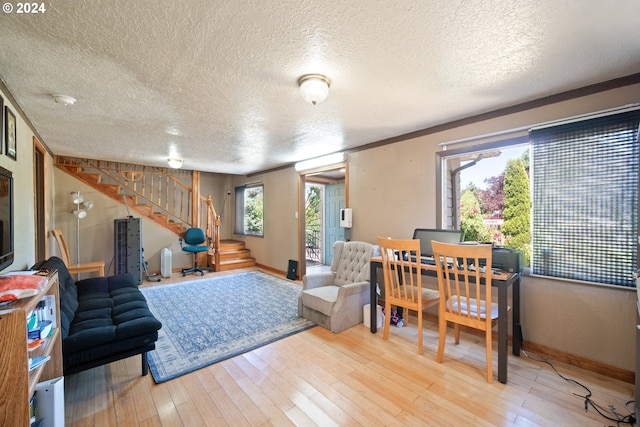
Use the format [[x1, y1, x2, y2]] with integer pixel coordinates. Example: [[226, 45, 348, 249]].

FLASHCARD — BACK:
[[55, 155, 193, 227], [205, 195, 221, 271]]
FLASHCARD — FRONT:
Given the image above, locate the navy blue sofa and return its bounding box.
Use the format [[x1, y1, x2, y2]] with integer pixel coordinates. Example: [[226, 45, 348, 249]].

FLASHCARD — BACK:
[[32, 257, 162, 376]]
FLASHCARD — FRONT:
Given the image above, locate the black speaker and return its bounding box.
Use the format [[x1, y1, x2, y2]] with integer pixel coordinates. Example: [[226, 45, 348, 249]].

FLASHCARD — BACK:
[[286, 260, 298, 280]]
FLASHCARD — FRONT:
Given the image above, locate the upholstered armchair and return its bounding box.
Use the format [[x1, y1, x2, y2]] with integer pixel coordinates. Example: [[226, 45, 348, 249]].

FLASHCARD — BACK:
[[298, 240, 374, 333]]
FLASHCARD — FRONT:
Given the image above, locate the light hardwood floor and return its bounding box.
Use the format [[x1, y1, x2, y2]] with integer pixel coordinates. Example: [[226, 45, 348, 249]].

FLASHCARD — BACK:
[[64, 269, 635, 426]]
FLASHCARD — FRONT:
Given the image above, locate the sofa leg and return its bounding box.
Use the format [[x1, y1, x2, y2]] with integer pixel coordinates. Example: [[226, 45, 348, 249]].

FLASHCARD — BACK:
[[142, 352, 149, 376]]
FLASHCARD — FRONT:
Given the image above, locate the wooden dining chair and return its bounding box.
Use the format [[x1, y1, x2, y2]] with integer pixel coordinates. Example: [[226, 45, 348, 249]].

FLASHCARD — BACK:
[[377, 237, 440, 354], [51, 228, 105, 276], [432, 241, 504, 383]]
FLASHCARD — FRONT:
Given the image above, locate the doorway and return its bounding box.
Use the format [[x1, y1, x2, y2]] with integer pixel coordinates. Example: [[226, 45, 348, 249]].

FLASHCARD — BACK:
[[304, 180, 346, 267], [297, 164, 348, 279], [33, 137, 46, 262]]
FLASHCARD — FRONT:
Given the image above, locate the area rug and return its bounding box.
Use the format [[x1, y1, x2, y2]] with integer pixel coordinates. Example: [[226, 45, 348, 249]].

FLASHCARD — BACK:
[[140, 270, 315, 383]]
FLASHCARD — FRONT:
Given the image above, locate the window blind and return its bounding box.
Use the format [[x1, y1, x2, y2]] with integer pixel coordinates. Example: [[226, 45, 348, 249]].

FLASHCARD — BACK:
[[531, 110, 640, 286], [234, 185, 245, 235]]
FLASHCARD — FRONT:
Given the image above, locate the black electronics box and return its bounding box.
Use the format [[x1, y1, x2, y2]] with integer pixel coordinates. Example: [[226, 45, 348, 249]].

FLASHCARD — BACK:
[[286, 260, 298, 280], [490, 247, 523, 273]]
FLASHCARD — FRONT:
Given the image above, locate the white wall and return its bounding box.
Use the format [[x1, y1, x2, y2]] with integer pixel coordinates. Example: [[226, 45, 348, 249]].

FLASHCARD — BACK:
[[231, 167, 300, 272], [0, 90, 37, 271], [51, 169, 182, 274]]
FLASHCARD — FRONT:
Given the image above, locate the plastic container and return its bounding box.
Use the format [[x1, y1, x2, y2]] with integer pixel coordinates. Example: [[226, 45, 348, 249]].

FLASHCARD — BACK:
[[363, 304, 384, 328]]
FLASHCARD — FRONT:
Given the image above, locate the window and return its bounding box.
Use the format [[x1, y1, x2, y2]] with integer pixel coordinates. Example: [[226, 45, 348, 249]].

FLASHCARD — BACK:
[[531, 110, 639, 287], [234, 184, 264, 236], [438, 108, 640, 287]]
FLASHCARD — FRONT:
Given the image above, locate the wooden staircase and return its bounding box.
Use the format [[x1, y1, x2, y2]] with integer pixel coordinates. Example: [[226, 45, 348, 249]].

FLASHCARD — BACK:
[[56, 159, 187, 235], [208, 240, 256, 271], [56, 156, 258, 273]]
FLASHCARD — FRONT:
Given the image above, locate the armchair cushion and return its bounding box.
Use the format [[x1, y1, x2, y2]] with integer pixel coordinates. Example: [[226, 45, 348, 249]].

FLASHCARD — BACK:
[[302, 285, 339, 316]]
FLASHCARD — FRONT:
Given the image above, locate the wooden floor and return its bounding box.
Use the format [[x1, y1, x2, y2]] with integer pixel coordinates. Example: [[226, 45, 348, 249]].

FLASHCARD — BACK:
[[64, 269, 635, 426]]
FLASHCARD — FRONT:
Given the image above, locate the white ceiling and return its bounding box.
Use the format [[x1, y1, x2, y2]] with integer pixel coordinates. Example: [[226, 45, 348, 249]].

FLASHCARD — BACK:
[[1, 0, 639, 175]]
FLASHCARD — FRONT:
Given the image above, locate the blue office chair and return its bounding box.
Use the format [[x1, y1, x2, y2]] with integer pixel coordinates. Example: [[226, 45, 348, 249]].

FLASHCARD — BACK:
[[180, 228, 210, 276]]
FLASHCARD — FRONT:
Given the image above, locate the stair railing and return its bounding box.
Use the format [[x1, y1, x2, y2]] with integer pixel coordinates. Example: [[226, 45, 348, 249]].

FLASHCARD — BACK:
[[203, 195, 221, 271], [55, 156, 193, 228]]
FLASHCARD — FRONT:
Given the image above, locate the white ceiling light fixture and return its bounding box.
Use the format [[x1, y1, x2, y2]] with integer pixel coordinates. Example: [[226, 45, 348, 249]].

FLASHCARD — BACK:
[[168, 158, 183, 169], [295, 152, 346, 171], [52, 94, 76, 105], [298, 74, 331, 105]]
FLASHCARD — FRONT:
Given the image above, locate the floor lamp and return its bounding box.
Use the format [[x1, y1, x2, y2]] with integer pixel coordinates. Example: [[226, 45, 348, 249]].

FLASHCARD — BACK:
[[71, 191, 94, 265]]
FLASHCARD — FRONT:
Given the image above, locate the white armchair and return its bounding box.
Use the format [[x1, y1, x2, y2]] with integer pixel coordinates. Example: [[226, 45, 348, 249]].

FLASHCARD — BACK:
[[298, 241, 374, 333]]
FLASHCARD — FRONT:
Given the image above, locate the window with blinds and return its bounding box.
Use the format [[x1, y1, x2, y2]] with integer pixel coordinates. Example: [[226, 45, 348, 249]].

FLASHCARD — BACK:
[[531, 110, 640, 286]]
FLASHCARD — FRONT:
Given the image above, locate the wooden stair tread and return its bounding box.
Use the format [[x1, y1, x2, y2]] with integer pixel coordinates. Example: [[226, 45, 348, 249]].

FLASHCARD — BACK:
[[208, 239, 256, 272]]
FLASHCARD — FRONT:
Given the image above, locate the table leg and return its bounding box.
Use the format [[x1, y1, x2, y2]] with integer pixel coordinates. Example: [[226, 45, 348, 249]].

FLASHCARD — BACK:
[[498, 282, 508, 384], [512, 275, 522, 356], [370, 262, 377, 333]]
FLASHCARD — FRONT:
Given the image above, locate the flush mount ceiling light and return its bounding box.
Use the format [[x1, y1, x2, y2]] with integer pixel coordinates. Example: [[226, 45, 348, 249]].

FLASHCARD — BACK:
[[52, 94, 76, 106], [168, 158, 183, 169], [298, 74, 331, 105], [295, 152, 346, 171]]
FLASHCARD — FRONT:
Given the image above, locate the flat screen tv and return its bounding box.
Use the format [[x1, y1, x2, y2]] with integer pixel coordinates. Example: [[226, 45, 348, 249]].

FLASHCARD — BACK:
[[0, 166, 14, 271]]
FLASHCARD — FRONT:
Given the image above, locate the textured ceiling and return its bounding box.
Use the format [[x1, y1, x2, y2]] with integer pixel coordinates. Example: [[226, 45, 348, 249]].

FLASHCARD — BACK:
[[0, 0, 639, 174]]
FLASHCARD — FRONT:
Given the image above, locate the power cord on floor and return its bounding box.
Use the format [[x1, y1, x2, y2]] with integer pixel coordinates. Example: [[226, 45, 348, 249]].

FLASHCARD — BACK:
[[522, 350, 636, 426]]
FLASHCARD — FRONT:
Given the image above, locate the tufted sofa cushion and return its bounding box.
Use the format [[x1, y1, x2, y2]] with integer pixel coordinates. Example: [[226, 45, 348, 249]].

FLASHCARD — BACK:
[[332, 241, 373, 286], [63, 274, 161, 354], [31, 256, 162, 375]]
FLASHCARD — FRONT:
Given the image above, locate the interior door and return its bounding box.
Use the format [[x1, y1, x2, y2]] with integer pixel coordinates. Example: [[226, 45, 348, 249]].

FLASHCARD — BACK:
[[324, 183, 345, 265]]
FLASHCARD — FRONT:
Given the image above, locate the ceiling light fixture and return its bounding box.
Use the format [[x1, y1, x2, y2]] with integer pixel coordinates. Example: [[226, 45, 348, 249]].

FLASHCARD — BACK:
[[168, 158, 183, 169], [52, 94, 76, 106], [298, 74, 331, 105], [295, 152, 346, 171]]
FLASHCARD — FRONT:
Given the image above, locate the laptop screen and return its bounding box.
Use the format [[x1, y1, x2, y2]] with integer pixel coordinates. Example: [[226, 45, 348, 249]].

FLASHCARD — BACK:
[[412, 228, 464, 258]]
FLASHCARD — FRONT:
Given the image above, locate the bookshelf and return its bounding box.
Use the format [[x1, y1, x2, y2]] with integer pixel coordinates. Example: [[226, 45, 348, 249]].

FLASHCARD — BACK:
[[0, 270, 62, 426]]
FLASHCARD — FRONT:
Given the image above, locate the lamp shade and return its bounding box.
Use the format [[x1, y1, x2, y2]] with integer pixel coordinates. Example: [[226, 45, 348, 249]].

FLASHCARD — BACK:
[[71, 191, 84, 204], [72, 209, 87, 219], [298, 74, 330, 105]]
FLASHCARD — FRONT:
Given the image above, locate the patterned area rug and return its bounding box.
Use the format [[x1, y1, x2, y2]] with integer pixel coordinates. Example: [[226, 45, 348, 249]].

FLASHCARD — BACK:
[[141, 271, 315, 383]]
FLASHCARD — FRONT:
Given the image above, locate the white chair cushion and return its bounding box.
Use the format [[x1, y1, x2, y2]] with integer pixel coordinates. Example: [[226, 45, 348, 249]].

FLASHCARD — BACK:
[[302, 286, 340, 316], [447, 297, 501, 319]]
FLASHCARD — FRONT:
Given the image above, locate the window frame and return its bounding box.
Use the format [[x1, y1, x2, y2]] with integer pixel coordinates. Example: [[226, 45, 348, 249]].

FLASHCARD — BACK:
[[234, 183, 264, 237], [436, 110, 640, 288], [435, 136, 529, 229]]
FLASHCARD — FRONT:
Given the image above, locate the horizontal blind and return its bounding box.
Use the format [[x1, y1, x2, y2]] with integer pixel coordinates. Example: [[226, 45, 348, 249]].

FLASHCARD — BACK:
[[531, 110, 639, 286], [234, 185, 245, 235]]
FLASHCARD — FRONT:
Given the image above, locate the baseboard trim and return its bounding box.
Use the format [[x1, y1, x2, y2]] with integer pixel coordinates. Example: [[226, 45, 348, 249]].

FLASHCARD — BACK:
[[256, 263, 288, 279], [519, 341, 634, 384]]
